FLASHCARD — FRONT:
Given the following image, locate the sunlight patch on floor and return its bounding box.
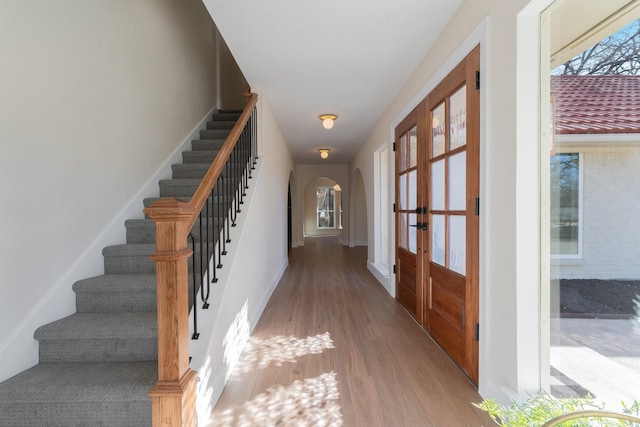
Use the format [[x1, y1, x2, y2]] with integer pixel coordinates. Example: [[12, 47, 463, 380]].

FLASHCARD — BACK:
[[211, 372, 343, 427], [223, 301, 250, 382], [230, 332, 335, 378]]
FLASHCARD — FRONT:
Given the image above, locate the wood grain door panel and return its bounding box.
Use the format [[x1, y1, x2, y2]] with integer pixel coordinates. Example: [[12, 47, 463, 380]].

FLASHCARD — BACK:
[[425, 45, 480, 384]]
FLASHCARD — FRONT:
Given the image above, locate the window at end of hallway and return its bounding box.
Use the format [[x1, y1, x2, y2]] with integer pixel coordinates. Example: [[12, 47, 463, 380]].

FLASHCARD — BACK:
[[317, 187, 336, 229]]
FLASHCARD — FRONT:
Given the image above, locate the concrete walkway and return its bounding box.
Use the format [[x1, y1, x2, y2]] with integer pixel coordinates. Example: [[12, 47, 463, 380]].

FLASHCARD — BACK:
[[550, 317, 640, 410]]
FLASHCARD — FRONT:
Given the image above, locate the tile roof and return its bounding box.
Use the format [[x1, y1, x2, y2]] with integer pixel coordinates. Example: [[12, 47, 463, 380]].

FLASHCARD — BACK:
[[551, 75, 640, 134]]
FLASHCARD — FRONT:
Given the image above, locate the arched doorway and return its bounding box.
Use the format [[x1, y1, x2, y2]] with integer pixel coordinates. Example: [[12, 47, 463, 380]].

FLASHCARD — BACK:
[[303, 177, 344, 239]]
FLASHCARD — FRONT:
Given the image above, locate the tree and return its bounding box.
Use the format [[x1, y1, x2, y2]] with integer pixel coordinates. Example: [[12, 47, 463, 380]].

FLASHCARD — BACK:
[[553, 19, 640, 75]]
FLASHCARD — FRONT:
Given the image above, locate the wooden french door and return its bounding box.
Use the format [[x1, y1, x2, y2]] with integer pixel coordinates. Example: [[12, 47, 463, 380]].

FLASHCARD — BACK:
[[395, 109, 425, 322], [395, 45, 480, 384]]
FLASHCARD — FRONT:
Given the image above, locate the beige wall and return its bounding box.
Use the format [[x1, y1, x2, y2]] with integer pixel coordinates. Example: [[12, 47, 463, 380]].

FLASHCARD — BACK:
[[0, 0, 218, 381], [217, 29, 249, 110]]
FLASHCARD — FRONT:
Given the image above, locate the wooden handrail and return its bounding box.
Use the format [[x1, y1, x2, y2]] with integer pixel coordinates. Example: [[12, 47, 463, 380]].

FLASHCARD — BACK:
[[144, 94, 258, 426], [187, 93, 258, 230]]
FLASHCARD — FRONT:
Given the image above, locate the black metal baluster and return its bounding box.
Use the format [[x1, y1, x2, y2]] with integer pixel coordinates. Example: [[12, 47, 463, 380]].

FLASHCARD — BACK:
[[252, 108, 258, 165], [189, 233, 199, 340], [248, 120, 253, 180], [207, 189, 218, 292], [215, 178, 223, 269], [232, 145, 239, 225], [243, 129, 249, 193]]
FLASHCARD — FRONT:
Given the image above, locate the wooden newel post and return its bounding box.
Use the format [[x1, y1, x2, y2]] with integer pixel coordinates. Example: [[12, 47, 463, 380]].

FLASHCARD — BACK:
[[144, 198, 198, 427]]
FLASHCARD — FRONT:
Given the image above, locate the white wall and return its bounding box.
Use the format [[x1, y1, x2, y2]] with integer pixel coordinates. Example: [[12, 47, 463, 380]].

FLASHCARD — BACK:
[[552, 148, 640, 280], [294, 164, 350, 246], [0, 0, 218, 382], [351, 0, 557, 403], [352, 169, 368, 246], [190, 93, 293, 421]]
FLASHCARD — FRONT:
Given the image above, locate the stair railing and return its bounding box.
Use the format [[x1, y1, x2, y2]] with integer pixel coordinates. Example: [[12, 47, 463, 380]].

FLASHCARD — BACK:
[[144, 94, 258, 427]]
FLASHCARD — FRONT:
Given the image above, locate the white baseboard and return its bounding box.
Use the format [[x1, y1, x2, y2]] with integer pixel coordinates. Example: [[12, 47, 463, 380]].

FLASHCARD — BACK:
[[368, 261, 392, 296]]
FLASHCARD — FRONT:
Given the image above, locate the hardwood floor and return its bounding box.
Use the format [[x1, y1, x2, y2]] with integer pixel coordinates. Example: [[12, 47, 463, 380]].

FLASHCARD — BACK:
[[210, 236, 493, 426]]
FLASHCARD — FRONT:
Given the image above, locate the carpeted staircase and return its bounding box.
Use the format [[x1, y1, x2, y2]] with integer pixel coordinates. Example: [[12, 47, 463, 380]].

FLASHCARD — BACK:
[[0, 111, 242, 426]]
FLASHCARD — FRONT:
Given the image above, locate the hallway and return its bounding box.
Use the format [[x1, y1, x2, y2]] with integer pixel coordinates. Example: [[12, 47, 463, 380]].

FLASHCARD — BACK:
[[210, 236, 492, 426]]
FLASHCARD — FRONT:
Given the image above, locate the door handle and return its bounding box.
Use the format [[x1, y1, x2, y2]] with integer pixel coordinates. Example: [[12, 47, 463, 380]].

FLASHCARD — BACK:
[[409, 222, 428, 230]]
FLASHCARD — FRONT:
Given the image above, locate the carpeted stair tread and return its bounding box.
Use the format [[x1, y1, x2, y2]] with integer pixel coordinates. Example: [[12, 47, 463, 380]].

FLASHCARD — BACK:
[[0, 362, 156, 402], [34, 312, 156, 340], [0, 362, 155, 426], [103, 243, 156, 257], [206, 120, 236, 130], [35, 312, 157, 363]]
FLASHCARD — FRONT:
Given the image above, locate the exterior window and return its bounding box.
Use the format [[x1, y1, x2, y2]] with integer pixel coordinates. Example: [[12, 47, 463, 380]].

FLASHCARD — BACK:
[[317, 187, 335, 229], [550, 153, 581, 257]]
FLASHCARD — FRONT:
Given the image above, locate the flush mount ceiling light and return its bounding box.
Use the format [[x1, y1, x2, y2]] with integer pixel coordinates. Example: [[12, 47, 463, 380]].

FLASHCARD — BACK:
[[319, 114, 337, 130], [318, 148, 331, 159]]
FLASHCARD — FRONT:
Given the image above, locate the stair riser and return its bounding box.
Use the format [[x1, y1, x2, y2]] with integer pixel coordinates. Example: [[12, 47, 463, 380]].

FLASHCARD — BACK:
[[159, 180, 240, 198], [172, 164, 249, 180], [105, 256, 156, 275], [0, 401, 151, 427], [39, 338, 157, 363], [143, 197, 234, 219], [76, 292, 156, 313], [191, 140, 225, 151], [206, 120, 236, 130], [182, 151, 218, 164], [104, 248, 216, 274], [200, 129, 231, 139], [126, 221, 226, 244], [127, 220, 222, 244], [212, 113, 241, 121]]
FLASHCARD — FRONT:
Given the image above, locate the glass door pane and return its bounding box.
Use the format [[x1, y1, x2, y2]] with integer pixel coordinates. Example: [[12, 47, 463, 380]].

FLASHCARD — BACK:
[[449, 152, 466, 211], [432, 103, 446, 157], [449, 85, 467, 150]]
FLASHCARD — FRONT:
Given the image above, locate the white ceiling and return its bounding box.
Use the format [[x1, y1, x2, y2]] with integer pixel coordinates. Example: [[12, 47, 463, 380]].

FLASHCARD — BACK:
[[204, 0, 463, 164]]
